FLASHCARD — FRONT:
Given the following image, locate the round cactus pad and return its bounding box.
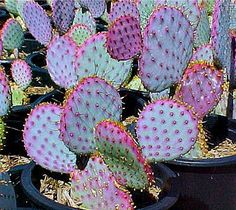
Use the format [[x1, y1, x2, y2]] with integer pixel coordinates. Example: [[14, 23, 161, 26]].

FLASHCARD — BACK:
[[136, 99, 200, 162], [60, 77, 122, 155], [79, 0, 106, 18], [71, 156, 134, 210], [139, 6, 193, 92], [5, 0, 18, 15], [191, 44, 214, 63], [23, 103, 76, 173]]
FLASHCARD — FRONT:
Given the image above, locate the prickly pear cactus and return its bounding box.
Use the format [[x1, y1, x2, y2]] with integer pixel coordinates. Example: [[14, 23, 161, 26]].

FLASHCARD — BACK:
[[106, 15, 142, 60], [23, 1, 52, 45], [10, 84, 27, 106], [71, 156, 134, 210], [79, 0, 106, 18], [46, 35, 78, 89], [211, 0, 231, 76], [0, 40, 2, 58], [73, 9, 96, 34], [52, 0, 75, 34], [0, 118, 5, 151], [11, 59, 32, 90], [0, 66, 11, 117], [191, 44, 214, 63], [60, 77, 122, 155], [66, 24, 92, 46], [194, 7, 210, 48], [109, 0, 140, 22], [175, 62, 225, 118], [5, 0, 18, 15], [23, 103, 76, 173], [136, 99, 200, 162], [16, 0, 28, 18], [95, 120, 154, 190], [74, 32, 132, 88], [230, 2, 236, 30], [139, 6, 194, 92], [0, 18, 24, 50]]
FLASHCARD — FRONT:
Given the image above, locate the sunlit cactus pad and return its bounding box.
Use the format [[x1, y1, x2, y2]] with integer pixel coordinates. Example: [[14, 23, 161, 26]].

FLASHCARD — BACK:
[[60, 77, 122, 155], [0, 18, 24, 50], [74, 32, 132, 88], [79, 0, 106, 18], [136, 99, 200, 162], [175, 62, 225, 118], [191, 44, 214, 63], [52, 0, 75, 33], [11, 59, 32, 90], [71, 156, 134, 210], [46, 35, 78, 89], [0, 66, 11, 116], [107, 15, 142, 60], [109, 0, 140, 22], [95, 120, 154, 190], [139, 6, 193, 92], [0, 117, 5, 151], [66, 24, 92, 46], [5, 0, 18, 15], [23, 1, 52, 45], [23, 103, 76, 173], [73, 9, 96, 34]]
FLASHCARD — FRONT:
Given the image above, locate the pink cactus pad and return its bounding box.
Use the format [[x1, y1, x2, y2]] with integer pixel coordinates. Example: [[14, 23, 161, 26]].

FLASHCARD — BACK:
[[175, 62, 225, 118], [136, 99, 200, 162], [0, 39, 2, 58], [95, 120, 154, 190], [71, 156, 134, 210], [191, 44, 214, 63], [11, 59, 32, 90], [109, 0, 140, 22], [46, 35, 78, 89], [23, 103, 76, 173], [52, 0, 75, 34], [139, 6, 194, 92], [0, 18, 24, 50], [23, 1, 52, 45], [60, 76, 122, 155], [79, 0, 106, 18], [0, 66, 11, 116], [107, 14, 142, 60]]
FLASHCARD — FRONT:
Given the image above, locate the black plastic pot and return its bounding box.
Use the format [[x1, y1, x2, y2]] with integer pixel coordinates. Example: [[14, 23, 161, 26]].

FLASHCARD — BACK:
[[166, 115, 236, 210], [0, 7, 10, 28], [21, 162, 179, 210], [21, 32, 44, 53]]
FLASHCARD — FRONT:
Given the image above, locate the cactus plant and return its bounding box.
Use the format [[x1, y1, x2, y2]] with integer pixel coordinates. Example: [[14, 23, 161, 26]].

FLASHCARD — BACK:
[[52, 0, 75, 34], [0, 39, 2, 58], [95, 120, 154, 190], [23, 1, 52, 45], [60, 76, 122, 155], [175, 62, 225, 118], [0, 117, 6, 151], [23, 103, 77, 173], [139, 6, 194, 92], [106, 14, 142, 60], [16, 0, 28, 18], [78, 0, 106, 18], [5, 0, 18, 15], [74, 32, 132, 88], [0, 18, 24, 51], [191, 44, 214, 63], [71, 155, 134, 210], [136, 99, 201, 162], [46, 35, 78, 89]]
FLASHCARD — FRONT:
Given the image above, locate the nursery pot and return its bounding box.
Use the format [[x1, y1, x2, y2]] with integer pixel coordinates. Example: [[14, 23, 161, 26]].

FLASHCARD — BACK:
[[166, 115, 236, 210], [21, 32, 44, 53], [21, 162, 179, 210]]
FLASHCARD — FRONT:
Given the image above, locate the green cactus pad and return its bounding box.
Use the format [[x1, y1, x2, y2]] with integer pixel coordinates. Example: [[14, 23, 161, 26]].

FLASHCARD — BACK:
[[5, 0, 18, 15], [0, 117, 5, 151]]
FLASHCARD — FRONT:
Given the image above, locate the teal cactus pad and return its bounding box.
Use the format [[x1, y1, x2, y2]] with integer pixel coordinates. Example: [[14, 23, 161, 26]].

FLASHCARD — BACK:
[[0, 66, 11, 116], [66, 24, 92, 46], [136, 99, 200, 162], [139, 6, 194, 92], [194, 7, 210, 48], [95, 120, 154, 190], [23, 1, 52, 45], [60, 77, 122, 155], [16, 0, 28, 18], [109, 0, 140, 23], [11, 59, 32, 90], [78, 0, 106, 18], [5, 0, 18, 15], [73, 9, 96, 34], [23, 103, 76, 173], [175, 62, 225, 118], [74, 32, 132, 88], [52, 0, 75, 34], [230, 2, 236, 30], [46, 35, 78, 89], [71, 156, 134, 210], [0, 18, 24, 50], [191, 44, 214, 63]]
